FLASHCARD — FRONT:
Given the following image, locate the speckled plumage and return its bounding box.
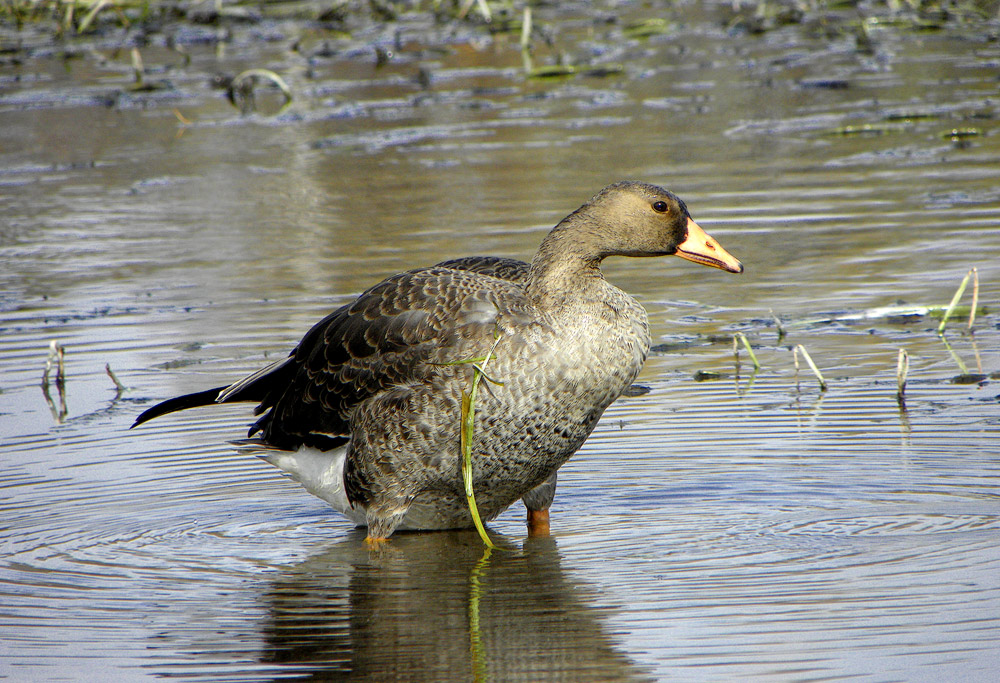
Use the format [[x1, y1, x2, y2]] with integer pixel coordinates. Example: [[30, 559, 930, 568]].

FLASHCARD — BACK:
[[133, 182, 742, 539]]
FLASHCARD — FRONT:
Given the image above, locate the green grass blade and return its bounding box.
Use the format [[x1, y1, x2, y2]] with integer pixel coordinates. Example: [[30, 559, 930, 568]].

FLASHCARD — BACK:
[[735, 332, 761, 370], [460, 331, 505, 550], [937, 269, 971, 334], [969, 267, 979, 331], [794, 344, 827, 391]]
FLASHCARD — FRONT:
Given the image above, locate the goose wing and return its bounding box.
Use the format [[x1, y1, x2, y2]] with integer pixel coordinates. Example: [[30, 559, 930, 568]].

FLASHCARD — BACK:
[[251, 264, 525, 449]]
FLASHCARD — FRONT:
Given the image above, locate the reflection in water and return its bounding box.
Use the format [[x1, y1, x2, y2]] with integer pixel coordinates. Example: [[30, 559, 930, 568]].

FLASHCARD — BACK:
[[259, 531, 650, 682]]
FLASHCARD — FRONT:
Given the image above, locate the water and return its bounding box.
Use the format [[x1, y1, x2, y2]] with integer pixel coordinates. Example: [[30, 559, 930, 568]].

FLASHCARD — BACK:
[[2, 2, 999, 680]]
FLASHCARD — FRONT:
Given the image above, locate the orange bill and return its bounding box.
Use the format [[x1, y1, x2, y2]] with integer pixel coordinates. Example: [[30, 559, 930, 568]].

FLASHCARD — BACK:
[[675, 218, 743, 273]]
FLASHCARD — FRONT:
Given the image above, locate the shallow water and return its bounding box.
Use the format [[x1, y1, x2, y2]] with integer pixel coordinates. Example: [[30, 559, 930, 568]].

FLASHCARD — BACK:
[[2, 2, 1000, 680]]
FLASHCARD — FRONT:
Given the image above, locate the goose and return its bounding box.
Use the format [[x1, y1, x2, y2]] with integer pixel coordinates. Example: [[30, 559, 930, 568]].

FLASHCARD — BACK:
[[133, 181, 743, 541]]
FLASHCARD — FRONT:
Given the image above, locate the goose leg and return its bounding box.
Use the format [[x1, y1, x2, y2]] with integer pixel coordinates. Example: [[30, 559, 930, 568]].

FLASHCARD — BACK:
[[364, 504, 409, 543], [521, 471, 557, 536]]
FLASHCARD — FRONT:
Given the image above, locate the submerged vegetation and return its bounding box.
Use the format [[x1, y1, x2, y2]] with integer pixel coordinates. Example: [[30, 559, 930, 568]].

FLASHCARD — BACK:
[[2, 0, 996, 113], [682, 268, 993, 407], [2, 0, 996, 81], [3, 0, 995, 33]]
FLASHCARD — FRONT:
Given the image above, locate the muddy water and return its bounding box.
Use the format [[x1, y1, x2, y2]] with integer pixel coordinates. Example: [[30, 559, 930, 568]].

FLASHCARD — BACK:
[[2, 2, 999, 680]]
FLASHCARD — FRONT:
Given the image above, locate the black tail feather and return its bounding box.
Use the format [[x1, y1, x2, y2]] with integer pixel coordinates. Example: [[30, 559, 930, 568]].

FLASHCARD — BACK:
[[131, 387, 229, 428], [131, 357, 296, 430]]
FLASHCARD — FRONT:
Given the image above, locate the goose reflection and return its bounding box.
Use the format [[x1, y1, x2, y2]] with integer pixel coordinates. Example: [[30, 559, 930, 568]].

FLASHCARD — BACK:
[[259, 530, 651, 682]]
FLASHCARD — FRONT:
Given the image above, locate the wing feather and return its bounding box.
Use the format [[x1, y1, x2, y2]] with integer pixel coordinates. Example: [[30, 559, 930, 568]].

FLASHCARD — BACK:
[[252, 263, 528, 449]]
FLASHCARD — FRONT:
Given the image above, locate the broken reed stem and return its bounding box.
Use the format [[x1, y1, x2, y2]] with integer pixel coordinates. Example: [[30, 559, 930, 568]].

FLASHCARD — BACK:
[[106, 363, 125, 399], [130, 47, 143, 85], [41, 340, 67, 423], [769, 308, 786, 341], [460, 331, 505, 550], [520, 6, 534, 74], [734, 332, 761, 371], [520, 6, 532, 50], [230, 69, 293, 102], [77, 0, 109, 33], [969, 267, 979, 331], [793, 344, 827, 391], [937, 268, 973, 334], [42, 340, 66, 388], [457, 0, 491, 21], [896, 348, 909, 403]]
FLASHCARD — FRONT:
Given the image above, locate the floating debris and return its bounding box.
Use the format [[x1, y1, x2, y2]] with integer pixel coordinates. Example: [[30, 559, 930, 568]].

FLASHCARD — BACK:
[[621, 383, 651, 397], [827, 122, 905, 136], [951, 373, 987, 385], [883, 112, 940, 122], [794, 301, 987, 328], [942, 127, 981, 142], [799, 78, 850, 90], [623, 18, 675, 39], [526, 64, 577, 79], [228, 68, 293, 114], [581, 63, 624, 78]]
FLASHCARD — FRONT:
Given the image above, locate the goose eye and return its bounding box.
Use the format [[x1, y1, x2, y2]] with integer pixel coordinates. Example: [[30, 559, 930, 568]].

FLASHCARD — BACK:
[[652, 201, 669, 213]]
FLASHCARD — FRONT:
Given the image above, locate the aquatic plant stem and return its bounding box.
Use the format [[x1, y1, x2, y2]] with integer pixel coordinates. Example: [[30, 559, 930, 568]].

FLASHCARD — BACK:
[[457, 0, 490, 21], [734, 332, 761, 371], [520, 6, 532, 50], [769, 308, 786, 340], [41, 340, 67, 422], [106, 363, 125, 399], [969, 267, 979, 331], [794, 344, 827, 391], [78, 0, 114, 33], [229, 69, 293, 113], [937, 268, 972, 334], [896, 348, 909, 404], [130, 47, 143, 86], [460, 331, 505, 550]]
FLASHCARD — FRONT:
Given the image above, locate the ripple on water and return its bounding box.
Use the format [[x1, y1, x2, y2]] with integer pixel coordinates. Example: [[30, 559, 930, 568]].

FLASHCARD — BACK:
[[762, 512, 1000, 537], [2, 7, 1000, 680], [535, 370, 1000, 679]]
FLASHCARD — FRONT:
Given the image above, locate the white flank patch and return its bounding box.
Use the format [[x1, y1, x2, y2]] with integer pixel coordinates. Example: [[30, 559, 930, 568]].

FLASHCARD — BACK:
[[233, 441, 471, 531], [257, 444, 368, 527]]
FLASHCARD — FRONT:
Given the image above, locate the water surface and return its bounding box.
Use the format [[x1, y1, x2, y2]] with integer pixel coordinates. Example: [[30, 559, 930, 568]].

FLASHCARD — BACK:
[[2, 2, 999, 680]]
